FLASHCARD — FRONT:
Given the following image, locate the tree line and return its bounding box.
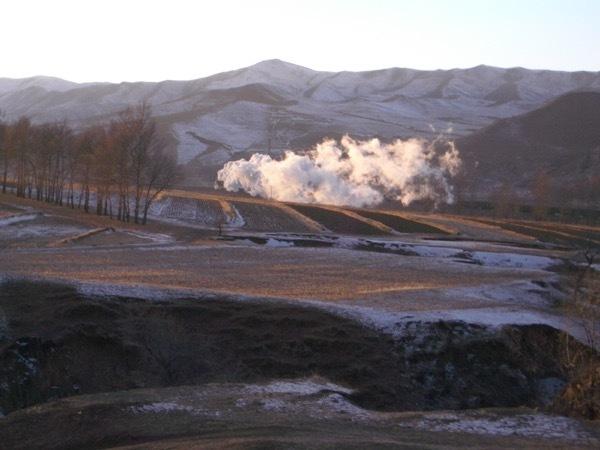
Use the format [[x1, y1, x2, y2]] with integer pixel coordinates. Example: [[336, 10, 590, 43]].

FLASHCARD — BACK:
[[0, 104, 177, 224]]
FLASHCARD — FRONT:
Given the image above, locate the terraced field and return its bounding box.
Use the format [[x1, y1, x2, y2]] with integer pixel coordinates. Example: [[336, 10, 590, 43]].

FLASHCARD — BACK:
[[288, 204, 389, 235], [159, 196, 225, 227], [475, 219, 600, 247], [155, 190, 462, 237], [231, 201, 315, 232], [352, 209, 448, 234]]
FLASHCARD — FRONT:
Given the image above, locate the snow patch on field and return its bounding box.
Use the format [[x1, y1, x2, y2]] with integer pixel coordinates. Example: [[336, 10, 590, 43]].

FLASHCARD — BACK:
[[409, 244, 460, 258], [260, 398, 287, 411], [75, 281, 211, 301], [129, 402, 199, 415], [231, 234, 558, 271], [439, 278, 562, 306], [246, 379, 353, 396], [256, 391, 374, 421], [413, 412, 596, 441], [124, 230, 174, 244], [245, 379, 372, 421], [0, 213, 39, 226], [315, 393, 373, 419], [470, 251, 554, 270], [226, 204, 245, 228], [383, 241, 556, 270], [147, 197, 169, 216], [338, 300, 566, 332], [0, 224, 85, 240], [296, 275, 575, 340], [265, 238, 294, 247]]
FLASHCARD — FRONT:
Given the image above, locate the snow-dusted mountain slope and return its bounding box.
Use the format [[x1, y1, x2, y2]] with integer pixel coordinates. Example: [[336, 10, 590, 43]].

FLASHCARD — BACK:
[[2, 60, 600, 184]]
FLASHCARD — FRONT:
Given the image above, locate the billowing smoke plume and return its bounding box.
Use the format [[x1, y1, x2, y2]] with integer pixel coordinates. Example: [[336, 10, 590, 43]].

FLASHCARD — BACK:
[[217, 136, 461, 207]]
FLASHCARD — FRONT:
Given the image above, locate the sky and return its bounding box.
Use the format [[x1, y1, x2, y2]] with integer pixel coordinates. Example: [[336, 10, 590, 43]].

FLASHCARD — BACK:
[[2, 0, 599, 83]]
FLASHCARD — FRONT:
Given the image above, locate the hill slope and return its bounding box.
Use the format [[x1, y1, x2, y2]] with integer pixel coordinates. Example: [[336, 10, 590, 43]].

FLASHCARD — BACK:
[[456, 92, 600, 203], [2, 60, 600, 186]]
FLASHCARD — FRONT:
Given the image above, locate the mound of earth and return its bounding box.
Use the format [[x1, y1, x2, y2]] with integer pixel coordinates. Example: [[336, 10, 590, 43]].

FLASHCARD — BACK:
[[1, 279, 595, 417]]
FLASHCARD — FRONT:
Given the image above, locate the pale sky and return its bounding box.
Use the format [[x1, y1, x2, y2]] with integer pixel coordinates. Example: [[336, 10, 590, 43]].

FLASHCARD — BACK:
[[3, 0, 599, 83]]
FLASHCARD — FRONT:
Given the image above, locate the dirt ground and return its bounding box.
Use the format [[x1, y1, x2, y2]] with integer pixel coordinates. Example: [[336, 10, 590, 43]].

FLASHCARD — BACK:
[[3, 383, 599, 450], [2, 192, 600, 448], [0, 192, 581, 327], [0, 241, 558, 306], [1, 279, 599, 449]]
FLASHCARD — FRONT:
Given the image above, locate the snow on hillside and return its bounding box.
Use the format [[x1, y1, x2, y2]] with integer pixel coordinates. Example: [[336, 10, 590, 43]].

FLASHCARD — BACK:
[[1, 61, 600, 185], [0, 76, 82, 94]]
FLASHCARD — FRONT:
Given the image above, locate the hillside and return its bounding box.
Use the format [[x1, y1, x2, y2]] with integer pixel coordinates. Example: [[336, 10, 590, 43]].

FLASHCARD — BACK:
[[456, 92, 600, 203], [2, 60, 600, 186]]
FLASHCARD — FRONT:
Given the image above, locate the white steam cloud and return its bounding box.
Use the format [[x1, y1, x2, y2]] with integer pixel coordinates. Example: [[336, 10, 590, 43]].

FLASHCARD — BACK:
[[217, 136, 461, 208]]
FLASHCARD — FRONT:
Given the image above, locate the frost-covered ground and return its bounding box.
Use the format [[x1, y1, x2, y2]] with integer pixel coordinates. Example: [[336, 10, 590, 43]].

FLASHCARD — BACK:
[[2, 196, 598, 449], [0, 213, 39, 227], [226, 232, 560, 269], [3, 378, 597, 448], [409, 410, 596, 441], [122, 379, 599, 441], [0, 209, 88, 248], [0, 195, 576, 341], [0, 209, 574, 337]]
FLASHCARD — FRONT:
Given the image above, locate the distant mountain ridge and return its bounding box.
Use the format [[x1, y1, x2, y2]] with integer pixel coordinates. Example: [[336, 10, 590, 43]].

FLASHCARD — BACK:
[[1, 60, 600, 187]]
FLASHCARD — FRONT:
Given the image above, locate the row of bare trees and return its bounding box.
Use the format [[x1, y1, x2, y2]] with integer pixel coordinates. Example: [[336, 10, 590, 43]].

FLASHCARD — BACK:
[[0, 105, 177, 224]]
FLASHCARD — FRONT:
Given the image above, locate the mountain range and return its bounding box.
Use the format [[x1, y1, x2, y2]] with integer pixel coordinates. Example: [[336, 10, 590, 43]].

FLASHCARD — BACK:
[[2, 59, 600, 196]]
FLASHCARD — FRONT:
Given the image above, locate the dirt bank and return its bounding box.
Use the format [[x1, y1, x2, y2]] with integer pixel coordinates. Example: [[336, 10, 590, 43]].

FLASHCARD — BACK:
[[1, 279, 595, 418]]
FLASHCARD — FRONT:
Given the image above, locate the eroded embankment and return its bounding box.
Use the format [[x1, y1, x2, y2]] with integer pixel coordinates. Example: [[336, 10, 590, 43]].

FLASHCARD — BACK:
[[0, 280, 597, 419]]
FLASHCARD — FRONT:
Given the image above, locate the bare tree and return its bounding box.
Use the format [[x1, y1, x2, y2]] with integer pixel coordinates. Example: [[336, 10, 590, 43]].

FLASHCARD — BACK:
[[141, 145, 178, 224], [533, 171, 550, 221], [492, 182, 517, 218], [11, 117, 32, 198], [75, 126, 104, 212], [0, 107, 177, 225], [110, 103, 177, 224], [0, 115, 8, 194]]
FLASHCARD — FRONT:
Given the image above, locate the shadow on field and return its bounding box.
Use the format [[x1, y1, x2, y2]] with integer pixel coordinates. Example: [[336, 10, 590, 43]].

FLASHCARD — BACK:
[[0, 280, 596, 418]]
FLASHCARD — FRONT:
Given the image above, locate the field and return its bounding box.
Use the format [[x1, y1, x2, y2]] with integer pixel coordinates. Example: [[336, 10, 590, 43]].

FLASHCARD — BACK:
[[230, 201, 316, 232], [474, 218, 600, 248], [156, 196, 225, 227], [288, 203, 389, 235], [350, 208, 448, 234], [1, 190, 599, 448]]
